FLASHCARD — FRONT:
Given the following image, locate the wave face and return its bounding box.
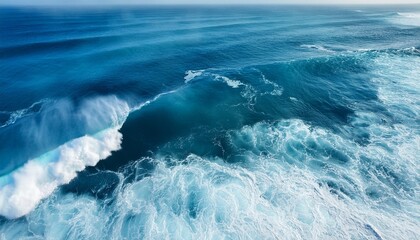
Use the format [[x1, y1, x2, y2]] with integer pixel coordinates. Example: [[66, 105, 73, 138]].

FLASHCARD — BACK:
[[0, 96, 130, 219], [0, 5, 419, 239]]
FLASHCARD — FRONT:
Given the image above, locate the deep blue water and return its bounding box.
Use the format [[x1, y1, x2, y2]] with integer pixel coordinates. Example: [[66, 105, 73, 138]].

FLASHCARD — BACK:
[[0, 5, 419, 239]]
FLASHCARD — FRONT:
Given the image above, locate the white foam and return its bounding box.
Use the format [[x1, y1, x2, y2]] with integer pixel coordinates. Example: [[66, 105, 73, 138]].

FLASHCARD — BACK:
[[0, 128, 122, 219], [2, 117, 419, 238], [349, 48, 420, 181], [0, 96, 130, 219], [184, 70, 204, 83], [371, 47, 420, 122]]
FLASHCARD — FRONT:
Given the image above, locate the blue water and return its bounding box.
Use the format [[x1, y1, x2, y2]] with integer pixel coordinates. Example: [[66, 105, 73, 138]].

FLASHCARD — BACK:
[[0, 5, 419, 239]]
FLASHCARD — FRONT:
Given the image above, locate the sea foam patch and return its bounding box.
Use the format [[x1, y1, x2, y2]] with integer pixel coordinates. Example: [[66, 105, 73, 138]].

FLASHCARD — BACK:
[[214, 75, 244, 88], [184, 70, 204, 83]]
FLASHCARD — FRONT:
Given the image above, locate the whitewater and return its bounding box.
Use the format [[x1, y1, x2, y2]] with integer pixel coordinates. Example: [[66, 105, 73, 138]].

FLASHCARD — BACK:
[[0, 5, 419, 240]]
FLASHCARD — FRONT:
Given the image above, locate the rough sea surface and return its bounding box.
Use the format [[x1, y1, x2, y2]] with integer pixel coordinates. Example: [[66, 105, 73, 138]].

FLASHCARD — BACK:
[[0, 5, 419, 239]]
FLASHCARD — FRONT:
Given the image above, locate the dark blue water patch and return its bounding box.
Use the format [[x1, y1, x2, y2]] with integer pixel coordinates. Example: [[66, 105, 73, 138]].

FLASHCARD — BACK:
[[96, 81, 258, 171], [61, 170, 121, 200], [0, 112, 9, 126], [67, 156, 156, 198]]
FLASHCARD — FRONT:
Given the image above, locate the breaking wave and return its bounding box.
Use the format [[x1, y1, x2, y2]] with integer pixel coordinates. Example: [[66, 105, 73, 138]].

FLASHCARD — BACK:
[[1, 4, 419, 237], [0, 96, 130, 219]]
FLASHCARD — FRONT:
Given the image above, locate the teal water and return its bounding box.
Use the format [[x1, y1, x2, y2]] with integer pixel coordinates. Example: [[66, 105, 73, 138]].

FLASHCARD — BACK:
[[0, 5, 419, 239]]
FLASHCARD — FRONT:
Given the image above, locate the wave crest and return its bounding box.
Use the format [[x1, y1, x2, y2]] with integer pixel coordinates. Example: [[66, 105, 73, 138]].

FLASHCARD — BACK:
[[0, 96, 130, 219]]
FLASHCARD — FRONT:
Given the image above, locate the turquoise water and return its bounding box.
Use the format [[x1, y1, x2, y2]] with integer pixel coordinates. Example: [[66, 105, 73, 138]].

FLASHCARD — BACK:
[[0, 5, 419, 239]]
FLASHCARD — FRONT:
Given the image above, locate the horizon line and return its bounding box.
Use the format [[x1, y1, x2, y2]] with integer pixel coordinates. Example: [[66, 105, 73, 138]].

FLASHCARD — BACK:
[[1, 3, 420, 7]]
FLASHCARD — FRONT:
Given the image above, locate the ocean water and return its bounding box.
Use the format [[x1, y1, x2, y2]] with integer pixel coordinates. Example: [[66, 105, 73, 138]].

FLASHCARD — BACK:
[[0, 5, 419, 239]]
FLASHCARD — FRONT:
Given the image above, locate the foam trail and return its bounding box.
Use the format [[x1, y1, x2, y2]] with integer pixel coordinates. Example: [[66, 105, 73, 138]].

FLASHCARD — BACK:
[[0, 99, 51, 128], [184, 70, 245, 89]]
